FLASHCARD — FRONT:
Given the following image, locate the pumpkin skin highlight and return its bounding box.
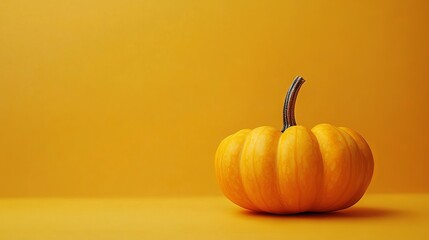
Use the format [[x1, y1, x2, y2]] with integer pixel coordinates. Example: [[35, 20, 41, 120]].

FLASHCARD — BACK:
[[215, 77, 374, 214]]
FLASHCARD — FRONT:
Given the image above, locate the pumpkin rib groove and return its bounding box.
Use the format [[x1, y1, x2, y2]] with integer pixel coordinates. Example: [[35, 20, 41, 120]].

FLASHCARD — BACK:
[[320, 126, 350, 211], [348, 128, 374, 194], [293, 127, 302, 212], [310, 126, 331, 212], [266, 128, 285, 214], [311, 124, 345, 212], [240, 128, 270, 211], [248, 127, 284, 213], [333, 128, 355, 210], [276, 132, 294, 213], [217, 132, 260, 211], [235, 131, 261, 212], [339, 127, 374, 209], [247, 128, 265, 210], [276, 133, 290, 212], [309, 130, 324, 212], [273, 132, 287, 213], [255, 127, 278, 212], [338, 129, 366, 209]]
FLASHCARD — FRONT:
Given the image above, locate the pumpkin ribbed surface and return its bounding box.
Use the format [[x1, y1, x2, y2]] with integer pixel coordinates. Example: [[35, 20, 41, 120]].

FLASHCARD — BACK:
[[215, 124, 373, 214]]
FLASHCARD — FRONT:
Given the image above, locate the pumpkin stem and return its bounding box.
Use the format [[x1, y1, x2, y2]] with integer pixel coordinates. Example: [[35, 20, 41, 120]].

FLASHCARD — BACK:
[[281, 76, 305, 132]]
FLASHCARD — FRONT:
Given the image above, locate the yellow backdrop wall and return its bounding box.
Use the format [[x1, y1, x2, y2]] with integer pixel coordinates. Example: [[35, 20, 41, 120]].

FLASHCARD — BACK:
[[1, 0, 428, 196]]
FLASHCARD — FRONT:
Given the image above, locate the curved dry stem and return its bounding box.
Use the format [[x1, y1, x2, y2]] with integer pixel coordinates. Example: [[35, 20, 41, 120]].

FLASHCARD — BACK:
[[281, 76, 305, 132]]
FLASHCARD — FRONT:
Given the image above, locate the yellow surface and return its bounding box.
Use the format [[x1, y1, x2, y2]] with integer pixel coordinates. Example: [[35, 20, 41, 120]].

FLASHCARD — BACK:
[[1, 0, 429, 197], [0, 194, 428, 239]]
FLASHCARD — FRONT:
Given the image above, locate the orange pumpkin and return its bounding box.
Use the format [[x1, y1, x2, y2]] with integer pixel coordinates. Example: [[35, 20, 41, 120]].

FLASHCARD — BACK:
[[215, 76, 374, 214]]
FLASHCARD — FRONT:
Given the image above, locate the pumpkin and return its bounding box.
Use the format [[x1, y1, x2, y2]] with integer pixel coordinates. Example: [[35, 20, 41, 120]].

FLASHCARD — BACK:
[[215, 76, 374, 214]]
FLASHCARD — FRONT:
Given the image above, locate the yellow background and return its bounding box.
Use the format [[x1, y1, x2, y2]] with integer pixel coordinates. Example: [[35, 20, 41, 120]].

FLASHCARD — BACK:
[[1, 195, 429, 239], [0, 0, 428, 197]]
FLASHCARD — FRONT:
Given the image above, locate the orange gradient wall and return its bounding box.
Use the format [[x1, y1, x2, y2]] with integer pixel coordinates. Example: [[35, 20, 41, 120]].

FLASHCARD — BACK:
[[0, 0, 428, 197]]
